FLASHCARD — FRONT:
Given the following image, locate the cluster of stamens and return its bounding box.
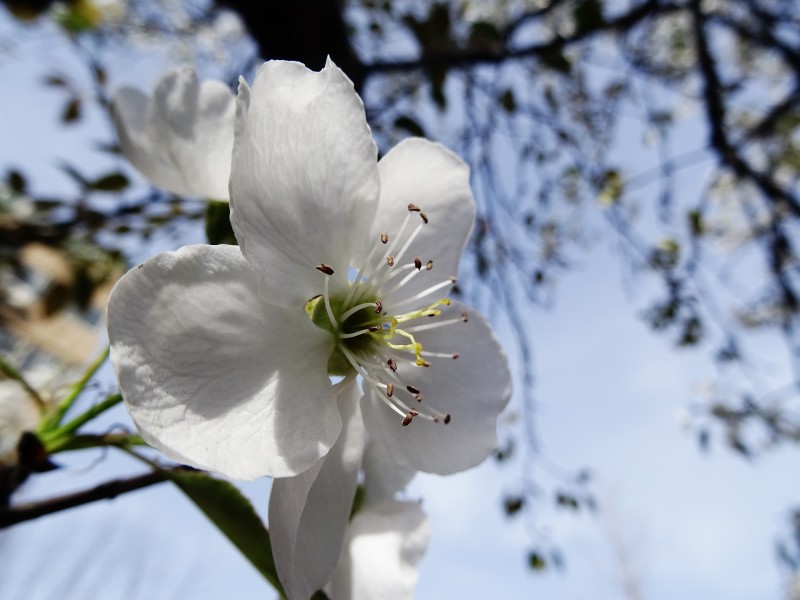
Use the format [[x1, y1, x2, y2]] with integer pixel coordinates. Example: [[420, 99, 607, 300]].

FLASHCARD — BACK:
[[310, 203, 466, 427]]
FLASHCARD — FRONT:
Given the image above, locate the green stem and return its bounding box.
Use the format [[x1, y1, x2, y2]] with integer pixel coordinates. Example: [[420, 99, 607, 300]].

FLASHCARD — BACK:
[[45, 432, 146, 454], [0, 354, 46, 410], [41, 393, 122, 444], [41, 346, 109, 432]]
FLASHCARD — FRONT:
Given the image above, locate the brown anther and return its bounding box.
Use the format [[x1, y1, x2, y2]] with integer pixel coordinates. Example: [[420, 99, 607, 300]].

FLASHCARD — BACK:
[[408, 203, 421, 212], [414, 257, 422, 270], [380, 232, 389, 244], [415, 394, 423, 402], [368, 325, 381, 332], [386, 383, 394, 397], [387, 358, 398, 372], [402, 413, 414, 426], [444, 414, 451, 425], [316, 264, 334, 275], [410, 409, 419, 417], [461, 311, 469, 323], [452, 353, 460, 359], [426, 260, 433, 271], [406, 385, 421, 395], [419, 211, 429, 224], [449, 276, 457, 284], [422, 361, 432, 368], [387, 256, 395, 267], [374, 299, 383, 313], [433, 416, 440, 423]]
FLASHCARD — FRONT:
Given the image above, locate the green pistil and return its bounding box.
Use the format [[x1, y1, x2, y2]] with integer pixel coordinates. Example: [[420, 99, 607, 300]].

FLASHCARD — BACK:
[[306, 284, 452, 375]]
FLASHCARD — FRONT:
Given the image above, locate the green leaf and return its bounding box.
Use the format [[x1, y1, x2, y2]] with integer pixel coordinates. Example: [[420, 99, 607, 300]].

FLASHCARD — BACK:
[[90, 172, 130, 192], [205, 200, 238, 245], [166, 470, 283, 594]]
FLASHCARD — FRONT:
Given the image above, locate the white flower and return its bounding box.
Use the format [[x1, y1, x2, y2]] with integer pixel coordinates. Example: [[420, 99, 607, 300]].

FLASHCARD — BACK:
[[112, 66, 235, 201], [108, 59, 511, 598], [325, 439, 429, 600]]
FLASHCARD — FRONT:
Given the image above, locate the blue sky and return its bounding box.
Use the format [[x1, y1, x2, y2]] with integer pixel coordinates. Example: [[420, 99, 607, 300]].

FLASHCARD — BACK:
[[1, 8, 798, 600]]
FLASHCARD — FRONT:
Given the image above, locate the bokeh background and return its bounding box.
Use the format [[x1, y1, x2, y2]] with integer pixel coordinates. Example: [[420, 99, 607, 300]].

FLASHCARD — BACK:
[[1, 1, 799, 598]]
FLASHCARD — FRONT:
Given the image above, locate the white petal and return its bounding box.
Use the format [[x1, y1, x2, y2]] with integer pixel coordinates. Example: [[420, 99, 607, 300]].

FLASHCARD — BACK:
[[327, 500, 429, 600], [361, 300, 511, 474], [108, 244, 339, 479], [269, 380, 366, 600], [362, 437, 417, 504], [112, 67, 234, 200], [230, 59, 380, 307], [366, 138, 475, 308]]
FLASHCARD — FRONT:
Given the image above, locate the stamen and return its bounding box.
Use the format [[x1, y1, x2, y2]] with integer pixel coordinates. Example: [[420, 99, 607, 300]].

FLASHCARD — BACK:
[[388, 221, 425, 271], [387, 358, 397, 372], [419, 212, 429, 224], [426, 260, 433, 271], [386, 256, 395, 266], [343, 235, 385, 306], [405, 317, 463, 333], [390, 278, 456, 310], [339, 326, 379, 339], [374, 299, 383, 313], [408, 203, 421, 212], [414, 257, 422, 270], [461, 311, 469, 322], [322, 272, 337, 327], [340, 301, 379, 322], [386, 383, 394, 397], [316, 264, 334, 276], [402, 413, 414, 426], [406, 384, 421, 395], [380, 232, 389, 244]]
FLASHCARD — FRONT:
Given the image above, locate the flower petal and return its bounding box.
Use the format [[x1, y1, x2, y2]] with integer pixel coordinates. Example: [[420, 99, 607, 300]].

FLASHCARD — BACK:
[[108, 244, 339, 480], [112, 67, 234, 200], [362, 437, 417, 504], [326, 500, 429, 600], [269, 380, 366, 600], [366, 138, 475, 308], [230, 59, 380, 307], [361, 300, 511, 474]]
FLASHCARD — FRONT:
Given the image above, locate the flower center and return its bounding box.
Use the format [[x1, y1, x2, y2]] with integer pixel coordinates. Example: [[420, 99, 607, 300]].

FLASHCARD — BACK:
[[306, 203, 463, 427]]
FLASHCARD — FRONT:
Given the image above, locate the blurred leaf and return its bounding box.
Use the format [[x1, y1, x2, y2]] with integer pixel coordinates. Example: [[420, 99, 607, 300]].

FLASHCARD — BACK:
[[90, 172, 129, 192], [467, 20, 501, 52], [205, 200, 238, 245], [499, 89, 516, 113], [541, 47, 571, 74], [598, 169, 623, 205], [43, 73, 68, 87], [555, 492, 580, 511], [7, 170, 26, 194], [503, 495, 525, 517], [573, 0, 604, 33], [394, 115, 426, 137], [688, 209, 704, 236], [61, 97, 81, 123], [167, 469, 283, 593], [528, 550, 547, 571]]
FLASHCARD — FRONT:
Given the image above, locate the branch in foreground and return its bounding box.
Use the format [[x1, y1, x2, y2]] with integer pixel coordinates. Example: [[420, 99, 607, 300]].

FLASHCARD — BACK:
[[0, 468, 191, 528]]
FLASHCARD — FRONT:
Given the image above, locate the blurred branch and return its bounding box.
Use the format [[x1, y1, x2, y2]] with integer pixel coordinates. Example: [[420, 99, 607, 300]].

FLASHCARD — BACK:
[[0, 467, 192, 528]]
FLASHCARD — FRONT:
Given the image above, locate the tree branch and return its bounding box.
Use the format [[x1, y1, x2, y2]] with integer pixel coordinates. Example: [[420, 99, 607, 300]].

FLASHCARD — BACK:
[[363, 0, 680, 77], [0, 468, 191, 528]]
